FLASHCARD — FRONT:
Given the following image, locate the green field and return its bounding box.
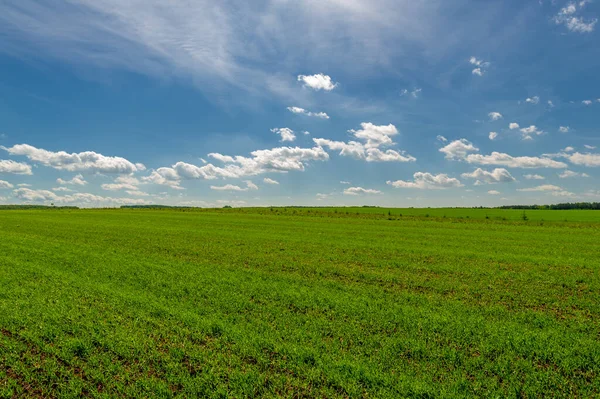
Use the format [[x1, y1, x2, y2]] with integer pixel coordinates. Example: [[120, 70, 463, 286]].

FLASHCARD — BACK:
[[1, 208, 599, 398]]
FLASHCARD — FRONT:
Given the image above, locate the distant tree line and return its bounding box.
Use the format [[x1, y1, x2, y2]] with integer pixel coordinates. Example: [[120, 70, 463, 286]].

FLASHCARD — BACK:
[[498, 203, 600, 210], [0, 205, 79, 210]]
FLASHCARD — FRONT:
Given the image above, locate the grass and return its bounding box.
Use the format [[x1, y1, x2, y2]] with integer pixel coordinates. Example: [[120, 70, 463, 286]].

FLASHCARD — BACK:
[[0, 208, 599, 398]]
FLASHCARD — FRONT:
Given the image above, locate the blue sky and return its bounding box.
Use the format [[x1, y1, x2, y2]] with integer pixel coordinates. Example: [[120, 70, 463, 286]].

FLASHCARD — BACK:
[[0, 0, 599, 207]]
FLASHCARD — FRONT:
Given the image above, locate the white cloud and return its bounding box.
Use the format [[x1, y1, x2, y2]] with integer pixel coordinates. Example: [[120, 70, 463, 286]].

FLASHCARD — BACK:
[[517, 185, 563, 192], [0, 180, 14, 189], [12, 188, 150, 206], [442, 139, 567, 169], [314, 122, 414, 163], [439, 139, 479, 160], [559, 170, 589, 178], [410, 88, 422, 98], [563, 152, 600, 167], [297, 74, 337, 91], [584, 145, 596, 150], [365, 148, 416, 162], [559, 126, 570, 133], [245, 180, 258, 190], [469, 56, 489, 76], [52, 187, 75, 192], [554, 2, 597, 33], [210, 180, 258, 191], [488, 190, 500, 195], [387, 172, 463, 189], [210, 184, 247, 192], [316, 193, 330, 200], [350, 123, 398, 148], [461, 168, 516, 184], [561, 146, 575, 153], [0, 159, 33, 175], [509, 123, 520, 130], [286, 106, 329, 119], [271, 127, 296, 142], [525, 96, 540, 105], [343, 187, 382, 195], [524, 174, 545, 180], [548, 100, 555, 108], [101, 175, 141, 191], [125, 190, 150, 197], [519, 125, 544, 140], [489, 132, 498, 140], [3, 144, 143, 174], [340, 181, 351, 185], [57, 174, 87, 186], [17, 183, 31, 187], [566, 18, 597, 33], [143, 145, 328, 189], [466, 152, 567, 168], [263, 177, 279, 185], [488, 112, 502, 121], [436, 135, 447, 142], [582, 100, 593, 105]]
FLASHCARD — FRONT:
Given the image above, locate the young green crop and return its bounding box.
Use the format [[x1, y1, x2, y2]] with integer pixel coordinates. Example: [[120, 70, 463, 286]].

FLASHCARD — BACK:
[[0, 208, 599, 398]]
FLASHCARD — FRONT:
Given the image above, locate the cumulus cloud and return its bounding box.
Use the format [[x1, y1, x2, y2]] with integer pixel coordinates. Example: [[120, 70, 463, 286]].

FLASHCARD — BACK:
[[554, 2, 597, 33], [466, 152, 567, 168], [524, 174, 545, 180], [0, 180, 14, 189], [57, 174, 87, 186], [0, 159, 33, 175], [211, 181, 257, 192], [470, 56, 490, 76], [509, 123, 520, 130], [441, 139, 567, 168], [297, 74, 337, 91], [12, 188, 150, 206], [559, 170, 589, 178], [488, 190, 500, 195], [582, 100, 593, 105], [559, 126, 570, 133], [3, 144, 143, 174], [439, 139, 479, 160], [488, 112, 503, 121], [146, 145, 329, 189], [271, 128, 296, 142], [561, 146, 575, 153], [563, 152, 600, 167], [525, 96, 540, 105], [101, 176, 141, 191], [461, 168, 515, 184], [314, 122, 415, 163], [263, 177, 279, 185], [584, 145, 596, 150], [489, 132, 498, 140], [517, 185, 562, 192], [519, 125, 544, 140], [436, 135, 448, 142], [343, 187, 382, 195], [387, 172, 463, 189], [286, 106, 329, 119]]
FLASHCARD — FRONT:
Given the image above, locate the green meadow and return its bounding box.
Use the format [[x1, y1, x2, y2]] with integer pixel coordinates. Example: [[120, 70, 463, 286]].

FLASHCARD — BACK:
[[0, 208, 599, 398]]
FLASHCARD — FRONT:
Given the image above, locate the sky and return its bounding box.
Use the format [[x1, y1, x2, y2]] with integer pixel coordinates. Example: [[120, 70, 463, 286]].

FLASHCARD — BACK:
[[0, 0, 599, 208]]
